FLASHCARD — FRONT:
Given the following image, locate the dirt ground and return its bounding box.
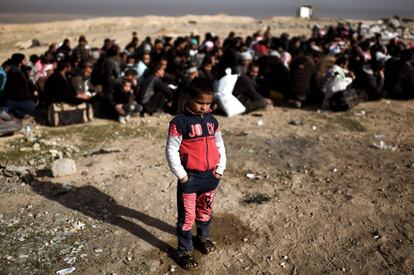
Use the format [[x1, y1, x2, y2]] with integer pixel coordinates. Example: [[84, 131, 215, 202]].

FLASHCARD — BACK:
[[0, 14, 414, 275], [0, 99, 413, 275]]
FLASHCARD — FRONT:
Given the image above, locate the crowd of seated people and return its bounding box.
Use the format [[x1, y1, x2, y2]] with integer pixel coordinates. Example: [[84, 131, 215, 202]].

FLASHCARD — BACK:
[[1, 22, 413, 135]]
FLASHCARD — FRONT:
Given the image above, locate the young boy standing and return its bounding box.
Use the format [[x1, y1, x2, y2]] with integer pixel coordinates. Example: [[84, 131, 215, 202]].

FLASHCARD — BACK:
[[166, 77, 226, 269]]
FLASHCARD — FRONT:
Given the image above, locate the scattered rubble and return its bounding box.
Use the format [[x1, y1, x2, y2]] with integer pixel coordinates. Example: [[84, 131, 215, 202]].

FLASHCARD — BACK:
[[83, 148, 121, 157], [354, 110, 366, 117], [372, 140, 398, 151], [169, 265, 176, 272], [56, 266, 76, 275], [51, 159, 77, 177], [1, 165, 34, 183], [246, 173, 256, 180], [0, 196, 96, 274], [359, 16, 414, 39], [245, 173, 269, 180], [372, 230, 381, 240], [0, 93, 412, 274], [289, 120, 304, 126], [242, 194, 272, 205]]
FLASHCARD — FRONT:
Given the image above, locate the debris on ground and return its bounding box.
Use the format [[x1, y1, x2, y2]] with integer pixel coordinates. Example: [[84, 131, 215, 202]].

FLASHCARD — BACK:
[[1, 165, 34, 183], [245, 173, 269, 180], [360, 16, 414, 39], [242, 194, 272, 205], [289, 120, 304, 126], [83, 148, 122, 157], [372, 140, 397, 151], [56, 267, 76, 275], [51, 159, 77, 177]]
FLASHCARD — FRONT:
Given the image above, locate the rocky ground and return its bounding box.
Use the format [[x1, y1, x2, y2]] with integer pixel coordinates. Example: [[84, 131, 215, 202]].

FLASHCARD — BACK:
[[0, 99, 413, 274], [1, 13, 414, 275]]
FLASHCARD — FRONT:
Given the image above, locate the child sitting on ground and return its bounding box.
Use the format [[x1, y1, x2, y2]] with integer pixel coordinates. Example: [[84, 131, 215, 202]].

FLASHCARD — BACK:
[[113, 78, 138, 123], [165, 77, 227, 270]]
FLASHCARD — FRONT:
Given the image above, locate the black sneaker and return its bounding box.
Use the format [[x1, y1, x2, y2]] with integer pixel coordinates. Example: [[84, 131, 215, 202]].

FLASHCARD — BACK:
[[193, 237, 216, 255], [176, 251, 198, 270]]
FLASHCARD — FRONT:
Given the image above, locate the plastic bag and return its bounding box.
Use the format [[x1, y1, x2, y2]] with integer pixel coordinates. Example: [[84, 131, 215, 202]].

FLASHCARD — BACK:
[[214, 68, 246, 117]]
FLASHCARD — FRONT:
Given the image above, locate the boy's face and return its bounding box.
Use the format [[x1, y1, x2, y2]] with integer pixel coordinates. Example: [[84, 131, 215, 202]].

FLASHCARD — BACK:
[[123, 82, 132, 93], [249, 66, 259, 78], [127, 57, 135, 65], [83, 66, 92, 77], [190, 93, 213, 115], [142, 54, 151, 65], [204, 64, 212, 72], [156, 67, 165, 78]]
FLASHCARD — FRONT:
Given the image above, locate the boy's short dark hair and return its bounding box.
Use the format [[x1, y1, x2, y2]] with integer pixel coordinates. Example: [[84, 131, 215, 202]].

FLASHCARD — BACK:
[[80, 61, 93, 70], [122, 78, 133, 85], [150, 62, 163, 75], [124, 68, 138, 77], [189, 77, 214, 99], [335, 54, 348, 66], [249, 62, 260, 70]]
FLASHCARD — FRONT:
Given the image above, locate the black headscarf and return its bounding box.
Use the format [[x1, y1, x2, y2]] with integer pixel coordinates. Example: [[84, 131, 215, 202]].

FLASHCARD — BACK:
[[11, 53, 25, 66]]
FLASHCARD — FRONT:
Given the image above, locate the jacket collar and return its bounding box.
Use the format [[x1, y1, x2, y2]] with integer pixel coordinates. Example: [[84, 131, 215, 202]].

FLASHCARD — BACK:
[[184, 106, 212, 117]]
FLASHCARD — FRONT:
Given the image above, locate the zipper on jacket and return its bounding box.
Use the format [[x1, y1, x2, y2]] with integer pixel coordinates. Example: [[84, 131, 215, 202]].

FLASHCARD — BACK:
[[205, 136, 209, 170], [202, 115, 210, 171]]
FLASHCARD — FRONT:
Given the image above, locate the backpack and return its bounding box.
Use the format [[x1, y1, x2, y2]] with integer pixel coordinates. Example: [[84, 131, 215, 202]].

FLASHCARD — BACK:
[[330, 88, 359, 112]]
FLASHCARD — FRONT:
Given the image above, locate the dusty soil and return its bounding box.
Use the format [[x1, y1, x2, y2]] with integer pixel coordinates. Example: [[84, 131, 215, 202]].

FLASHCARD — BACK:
[[0, 14, 414, 275], [0, 99, 413, 275]]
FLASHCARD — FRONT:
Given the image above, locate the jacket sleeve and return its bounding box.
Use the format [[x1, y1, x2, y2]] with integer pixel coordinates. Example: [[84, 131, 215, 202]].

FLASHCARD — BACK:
[[165, 122, 187, 180], [214, 124, 227, 175]]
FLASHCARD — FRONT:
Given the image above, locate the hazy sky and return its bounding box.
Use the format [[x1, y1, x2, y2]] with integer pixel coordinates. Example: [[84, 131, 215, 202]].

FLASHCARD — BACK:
[[1, 0, 414, 19]]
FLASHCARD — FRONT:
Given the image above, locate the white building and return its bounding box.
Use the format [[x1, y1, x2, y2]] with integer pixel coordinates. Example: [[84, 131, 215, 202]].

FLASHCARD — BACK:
[[297, 5, 313, 19]]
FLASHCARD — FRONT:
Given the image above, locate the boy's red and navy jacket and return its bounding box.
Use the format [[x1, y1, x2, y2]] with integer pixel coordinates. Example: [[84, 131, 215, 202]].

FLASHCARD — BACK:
[[166, 108, 226, 180]]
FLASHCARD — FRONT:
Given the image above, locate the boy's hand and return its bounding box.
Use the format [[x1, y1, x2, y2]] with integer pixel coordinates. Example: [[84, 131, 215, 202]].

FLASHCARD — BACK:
[[179, 175, 189, 184], [214, 172, 222, 180]]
